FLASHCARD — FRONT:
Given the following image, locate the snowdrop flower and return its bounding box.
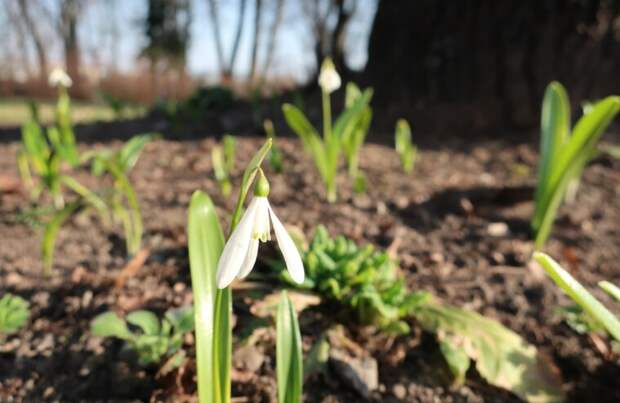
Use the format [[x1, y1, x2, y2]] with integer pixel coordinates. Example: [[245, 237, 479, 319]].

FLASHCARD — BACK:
[[49, 67, 72, 88], [216, 172, 304, 289], [318, 57, 341, 94]]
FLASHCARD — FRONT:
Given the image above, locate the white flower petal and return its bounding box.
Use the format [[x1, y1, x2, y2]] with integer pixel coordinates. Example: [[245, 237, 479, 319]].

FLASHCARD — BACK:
[[237, 239, 259, 280], [216, 198, 260, 288], [253, 197, 271, 242], [268, 206, 305, 284]]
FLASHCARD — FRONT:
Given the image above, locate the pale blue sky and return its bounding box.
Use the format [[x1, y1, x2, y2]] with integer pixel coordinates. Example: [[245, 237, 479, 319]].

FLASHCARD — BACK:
[[2, 0, 378, 82]]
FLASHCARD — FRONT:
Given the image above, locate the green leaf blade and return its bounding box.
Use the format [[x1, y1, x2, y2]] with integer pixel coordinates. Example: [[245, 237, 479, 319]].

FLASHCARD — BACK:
[[277, 291, 303, 403], [187, 191, 230, 403], [534, 252, 620, 342]]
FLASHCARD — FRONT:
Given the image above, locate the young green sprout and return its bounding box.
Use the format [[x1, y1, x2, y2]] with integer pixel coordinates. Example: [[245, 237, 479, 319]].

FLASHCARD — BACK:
[[216, 170, 304, 288], [212, 145, 232, 196], [0, 294, 30, 337], [395, 118, 417, 173], [532, 82, 619, 249], [282, 58, 373, 202], [264, 119, 284, 173]]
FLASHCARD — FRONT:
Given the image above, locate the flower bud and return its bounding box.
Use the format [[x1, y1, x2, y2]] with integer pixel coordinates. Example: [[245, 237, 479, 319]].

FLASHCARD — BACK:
[[318, 58, 341, 94]]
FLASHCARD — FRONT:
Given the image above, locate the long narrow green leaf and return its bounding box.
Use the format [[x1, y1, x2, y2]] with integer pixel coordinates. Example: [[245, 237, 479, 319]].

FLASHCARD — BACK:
[[188, 191, 230, 403], [277, 291, 303, 403], [282, 104, 330, 183], [599, 281, 620, 303], [119, 133, 157, 172], [42, 201, 81, 275], [534, 252, 620, 342], [533, 82, 570, 230], [229, 139, 272, 231], [332, 88, 373, 140], [60, 175, 108, 218]]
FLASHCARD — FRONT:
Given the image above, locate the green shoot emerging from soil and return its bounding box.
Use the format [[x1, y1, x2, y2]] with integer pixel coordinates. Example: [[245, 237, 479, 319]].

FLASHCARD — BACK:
[[91, 307, 193, 366], [212, 135, 236, 197], [264, 119, 284, 173], [534, 252, 620, 342], [0, 294, 30, 338], [532, 81, 619, 249], [395, 118, 417, 173], [282, 58, 373, 202]]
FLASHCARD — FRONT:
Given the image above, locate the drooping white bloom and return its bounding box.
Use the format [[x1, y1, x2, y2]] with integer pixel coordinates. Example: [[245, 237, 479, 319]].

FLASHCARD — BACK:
[[216, 195, 305, 289], [318, 58, 341, 94], [49, 67, 72, 88]]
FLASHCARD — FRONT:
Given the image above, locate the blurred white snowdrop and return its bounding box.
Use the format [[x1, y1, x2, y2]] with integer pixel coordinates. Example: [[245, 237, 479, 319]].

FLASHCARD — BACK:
[[318, 57, 341, 94], [49, 68, 72, 88], [216, 172, 304, 288]]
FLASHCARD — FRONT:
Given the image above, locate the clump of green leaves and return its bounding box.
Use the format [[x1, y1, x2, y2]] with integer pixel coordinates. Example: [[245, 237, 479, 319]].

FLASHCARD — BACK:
[[0, 294, 30, 336], [282, 59, 373, 202], [40, 134, 154, 273], [276, 227, 563, 402], [276, 225, 428, 334], [264, 119, 284, 173], [91, 306, 194, 366], [395, 118, 417, 173], [18, 87, 80, 208], [532, 82, 619, 249]]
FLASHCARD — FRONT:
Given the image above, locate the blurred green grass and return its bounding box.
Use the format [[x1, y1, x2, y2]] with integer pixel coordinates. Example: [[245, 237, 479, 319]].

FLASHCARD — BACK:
[[0, 98, 146, 127]]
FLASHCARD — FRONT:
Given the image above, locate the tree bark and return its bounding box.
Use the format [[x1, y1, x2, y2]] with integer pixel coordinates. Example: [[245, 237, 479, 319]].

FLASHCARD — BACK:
[[17, 0, 48, 83], [248, 0, 263, 82], [364, 0, 620, 127], [60, 0, 81, 92], [261, 0, 284, 78], [207, 0, 226, 78], [226, 0, 248, 80]]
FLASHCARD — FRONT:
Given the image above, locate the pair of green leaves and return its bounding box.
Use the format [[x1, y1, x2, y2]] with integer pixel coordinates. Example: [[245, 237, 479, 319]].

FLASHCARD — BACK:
[[532, 82, 619, 248], [395, 118, 417, 173], [0, 294, 30, 336], [91, 307, 194, 366], [282, 84, 373, 202]]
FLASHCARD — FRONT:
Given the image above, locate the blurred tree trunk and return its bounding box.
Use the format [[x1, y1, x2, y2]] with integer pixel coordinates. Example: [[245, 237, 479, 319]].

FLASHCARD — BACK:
[[248, 0, 263, 82], [305, 0, 355, 80], [207, 0, 226, 78], [261, 0, 285, 79], [226, 0, 248, 81], [365, 0, 620, 127], [330, 0, 355, 74], [60, 0, 82, 92], [17, 0, 48, 83]]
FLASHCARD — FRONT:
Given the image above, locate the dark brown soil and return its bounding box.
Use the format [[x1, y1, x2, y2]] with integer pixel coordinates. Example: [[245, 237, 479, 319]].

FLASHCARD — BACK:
[[0, 134, 619, 402]]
